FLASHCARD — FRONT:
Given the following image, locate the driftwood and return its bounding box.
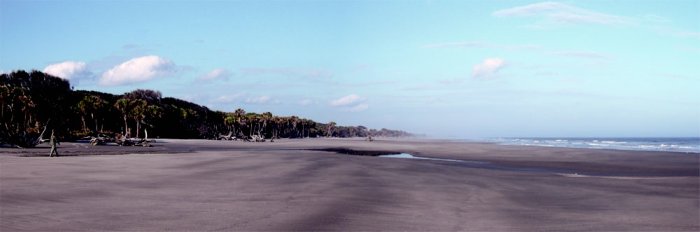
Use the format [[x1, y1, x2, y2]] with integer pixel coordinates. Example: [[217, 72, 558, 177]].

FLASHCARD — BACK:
[[251, 134, 265, 142], [218, 131, 235, 140], [35, 119, 51, 145], [90, 137, 107, 146]]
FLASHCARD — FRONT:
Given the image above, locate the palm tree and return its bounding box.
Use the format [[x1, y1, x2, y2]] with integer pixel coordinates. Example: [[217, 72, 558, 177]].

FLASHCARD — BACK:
[[270, 116, 280, 139], [114, 98, 131, 136], [142, 104, 162, 138], [299, 118, 306, 139], [121, 89, 162, 138], [130, 99, 147, 138], [289, 116, 299, 138], [77, 98, 90, 132], [78, 95, 107, 133], [301, 119, 314, 138], [233, 108, 246, 137], [261, 112, 272, 138], [224, 114, 235, 135], [246, 113, 259, 138], [90, 96, 106, 133], [0, 85, 10, 121]]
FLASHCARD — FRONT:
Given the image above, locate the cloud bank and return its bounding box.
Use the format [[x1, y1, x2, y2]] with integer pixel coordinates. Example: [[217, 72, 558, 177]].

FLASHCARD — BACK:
[[43, 61, 91, 83], [99, 55, 175, 86], [472, 58, 506, 78]]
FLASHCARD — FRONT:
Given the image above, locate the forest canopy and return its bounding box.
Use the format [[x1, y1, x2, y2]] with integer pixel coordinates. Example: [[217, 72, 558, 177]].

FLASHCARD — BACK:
[[0, 70, 411, 147]]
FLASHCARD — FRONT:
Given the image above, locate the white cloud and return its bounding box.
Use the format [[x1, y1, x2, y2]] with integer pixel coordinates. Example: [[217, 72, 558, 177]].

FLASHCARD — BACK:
[[99, 55, 175, 86], [330, 94, 363, 107], [472, 58, 506, 78], [198, 68, 231, 81], [43, 61, 91, 83], [330, 94, 368, 112], [493, 2, 631, 26]]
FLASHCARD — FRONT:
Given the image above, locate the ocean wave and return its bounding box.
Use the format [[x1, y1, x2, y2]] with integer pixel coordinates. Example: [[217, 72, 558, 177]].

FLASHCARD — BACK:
[[601, 140, 626, 144], [490, 137, 700, 154]]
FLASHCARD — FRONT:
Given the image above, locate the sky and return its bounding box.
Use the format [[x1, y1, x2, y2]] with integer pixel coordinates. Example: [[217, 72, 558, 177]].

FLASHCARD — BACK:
[[1, 0, 699, 138]]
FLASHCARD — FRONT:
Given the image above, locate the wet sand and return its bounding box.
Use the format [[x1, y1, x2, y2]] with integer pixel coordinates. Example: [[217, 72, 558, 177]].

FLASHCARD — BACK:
[[1, 138, 698, 231]]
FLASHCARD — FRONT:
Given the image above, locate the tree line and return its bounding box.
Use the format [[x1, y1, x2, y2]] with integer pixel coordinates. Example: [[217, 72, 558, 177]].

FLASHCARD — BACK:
[[0, 70, 411, 147]]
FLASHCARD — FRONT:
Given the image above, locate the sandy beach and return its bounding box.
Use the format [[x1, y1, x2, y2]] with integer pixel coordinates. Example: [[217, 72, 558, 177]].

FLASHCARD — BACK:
[[1, 138, 698, 231]]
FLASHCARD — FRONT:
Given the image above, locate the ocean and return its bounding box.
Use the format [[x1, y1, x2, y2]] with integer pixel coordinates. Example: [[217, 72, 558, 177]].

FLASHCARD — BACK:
[[487, 137, 700, 154]]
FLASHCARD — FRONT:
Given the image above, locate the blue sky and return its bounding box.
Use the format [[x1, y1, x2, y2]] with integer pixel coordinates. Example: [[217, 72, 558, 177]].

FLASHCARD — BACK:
[[1, 0, 698, 138]]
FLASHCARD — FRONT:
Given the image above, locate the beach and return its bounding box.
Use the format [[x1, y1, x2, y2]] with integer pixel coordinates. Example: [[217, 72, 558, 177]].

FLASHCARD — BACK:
[[1, 138, 698, 231]]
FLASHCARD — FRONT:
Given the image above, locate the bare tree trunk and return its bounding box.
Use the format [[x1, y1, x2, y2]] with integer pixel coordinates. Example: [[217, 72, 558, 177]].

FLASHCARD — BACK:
[[260, 121, 266, 138], [81, 116, 87, 132], [123, 116, 128, 137], [136, 120, 141, 138], [35, 119, 50, 145], [92, 113, 98, 133]]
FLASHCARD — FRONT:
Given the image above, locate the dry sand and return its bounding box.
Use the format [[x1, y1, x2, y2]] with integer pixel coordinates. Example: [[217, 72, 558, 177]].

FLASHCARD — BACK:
[[1, 138, 698, 231]]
